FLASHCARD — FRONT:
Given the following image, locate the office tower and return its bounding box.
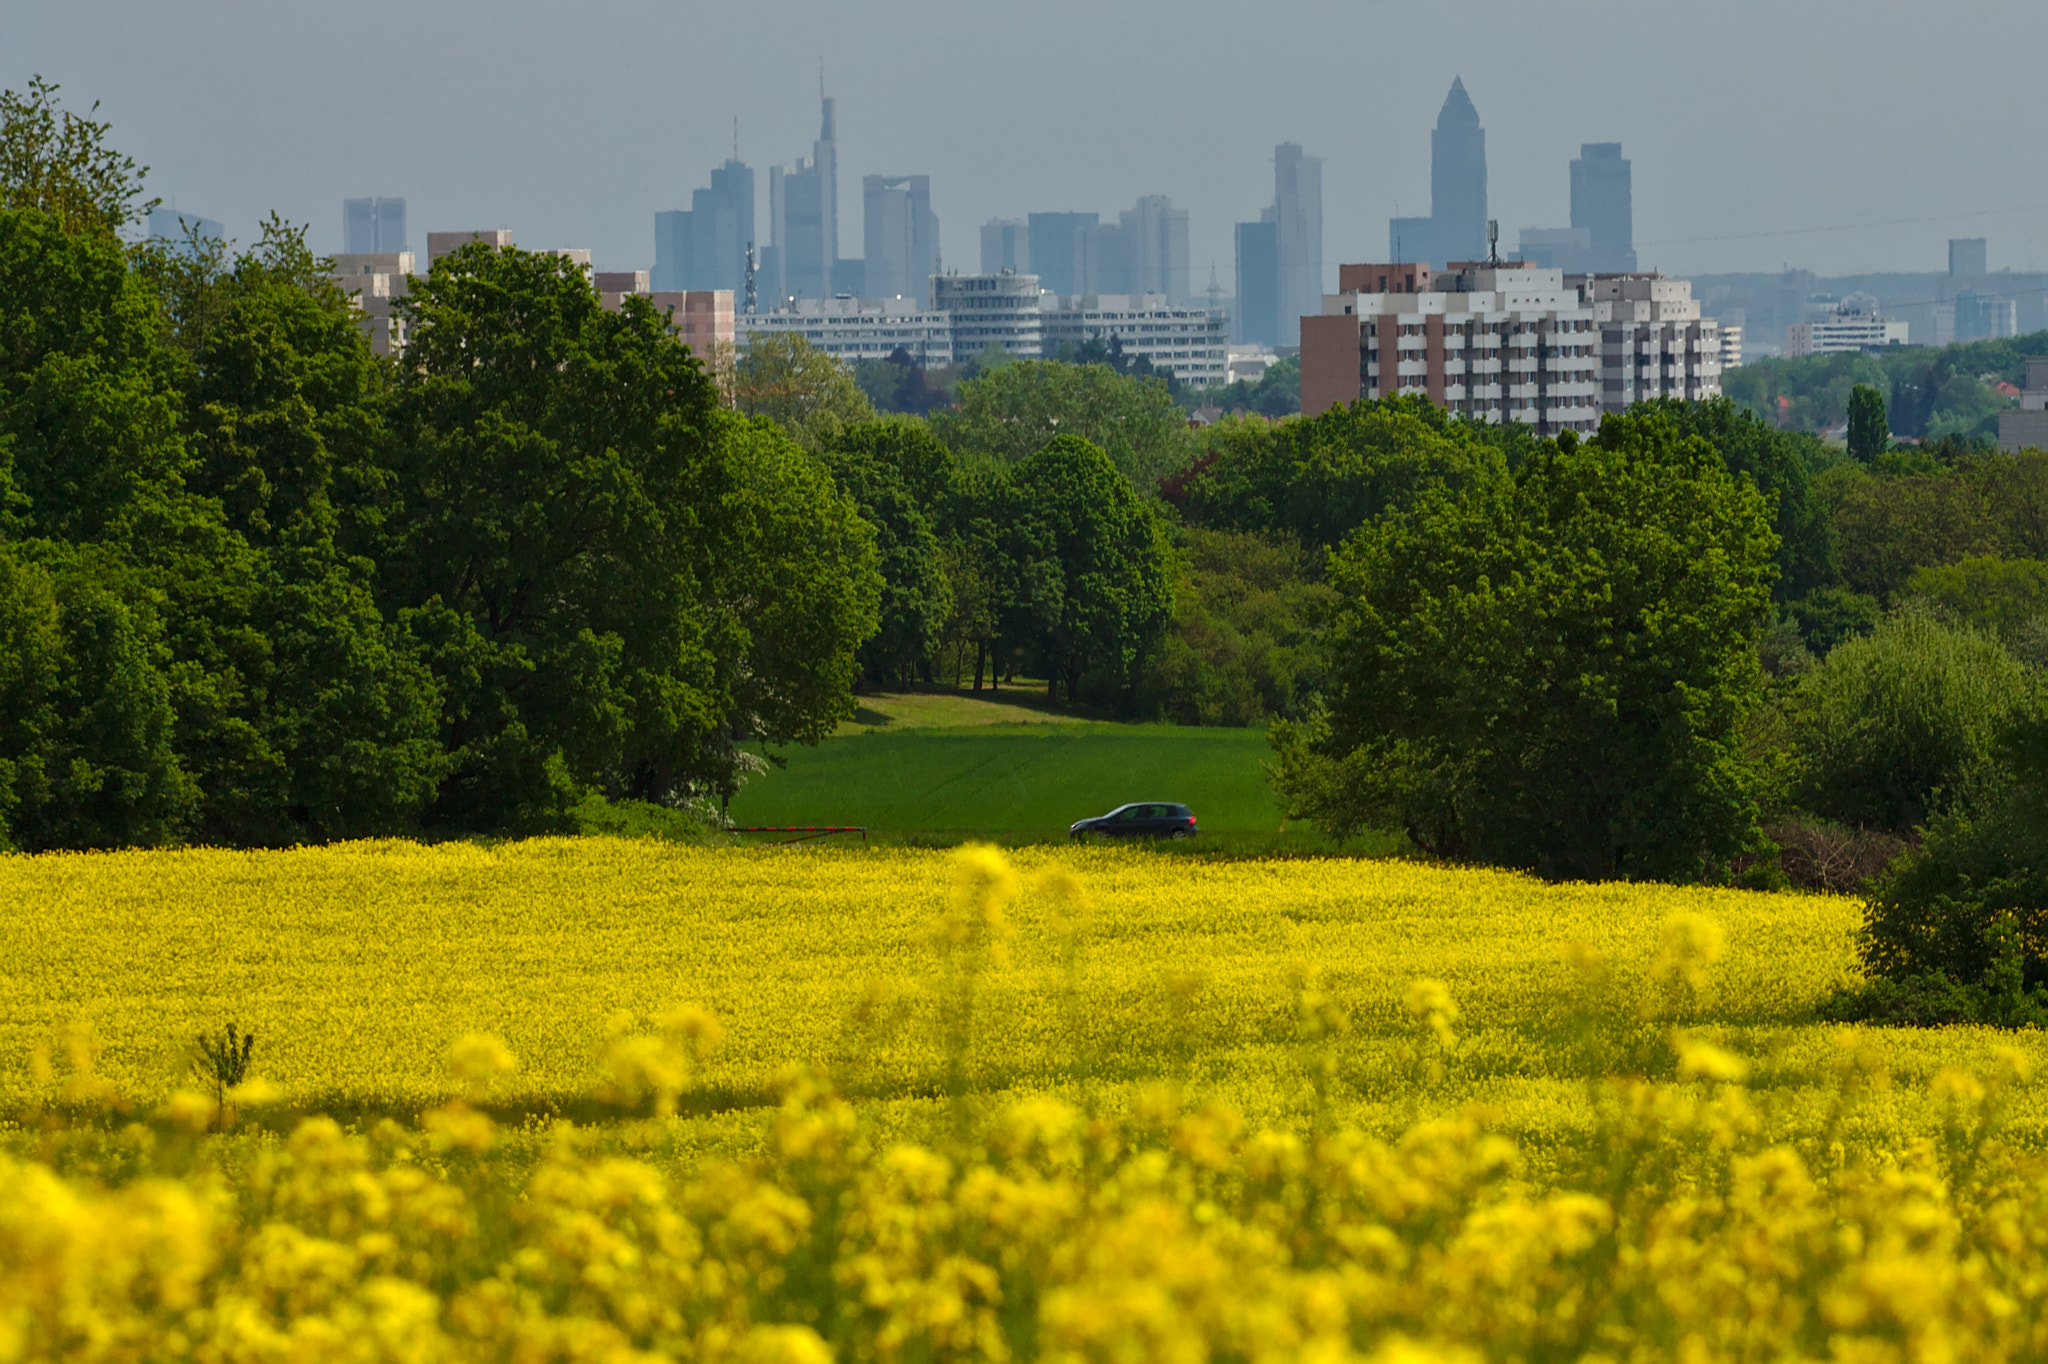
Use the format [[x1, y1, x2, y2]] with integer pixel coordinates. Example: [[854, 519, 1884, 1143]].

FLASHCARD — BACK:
[[981, 218, 1028, 274], [653, 210, 692, 293], [767, 97, 839, 305], [656, 159, 755, 295], [1234, 218, 1280, 345], [1430, 78, 1487, 263], [343, 197, 407, 255], [1385, 78, 1487, 270], [1950, 238, 1988, 277], [863, 174, 938, 300], [1084, 219, 1132, 294], [1120, 195, 1191, 304], [1570, 144, 1634, 273], [1275, 143, 1323, 347], [148, 208, 226, 258], [1028, 212, 1099, 296]]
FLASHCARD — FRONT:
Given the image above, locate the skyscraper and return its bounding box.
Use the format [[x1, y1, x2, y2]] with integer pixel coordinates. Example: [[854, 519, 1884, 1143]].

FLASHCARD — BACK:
[[1028, 212, 1099, 296], [1570, 143, 1634, 273], [981, 219, 1028, 274], [767, 97, 839, 306], [653, 159, 756, 294], [1386, 78, 1487, 269], [1275, 143, 1323, 348], [1950, 238, 1988, 277], [1234, 218, 1279, 346], [1430, 78, 1486, 263], [863, 175, 938, 300], [149, 208, 226, 259], [343, 197, 407, 255], [1120, 195, 1191, 304]]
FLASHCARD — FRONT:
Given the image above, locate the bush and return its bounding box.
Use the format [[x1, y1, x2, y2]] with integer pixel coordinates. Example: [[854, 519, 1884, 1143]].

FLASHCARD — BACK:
[[1789, 606, 2036, 833]]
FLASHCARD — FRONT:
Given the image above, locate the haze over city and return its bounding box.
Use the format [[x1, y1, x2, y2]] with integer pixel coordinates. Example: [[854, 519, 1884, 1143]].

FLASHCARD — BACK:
[[10, 0, 2045, 284]]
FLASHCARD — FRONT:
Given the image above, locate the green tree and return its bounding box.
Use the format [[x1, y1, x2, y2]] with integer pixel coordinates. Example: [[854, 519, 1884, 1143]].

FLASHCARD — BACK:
[[1273, 415, 1779, 881], [1009, 435, 1174, 705], [708, 415, 882, 770], [0, 76, 154, 237], [1169, 395, 1500, 549], [130, 218, 446, 843], [1132, 529, 1336, 726], [0, 549, 195, 850], [1790, 606, 2034, 834], [1847, 383, 1889, 462], [931, 361, 1192, 492], [825, 418, 954, 687], [1906, 556, 2048, 639], [1825, 464, 1994, 599], [1634, 396, 1835, 601], [383, 247, 880, 823], [733, 332, 877, 450], [382, 244, 745, 829]]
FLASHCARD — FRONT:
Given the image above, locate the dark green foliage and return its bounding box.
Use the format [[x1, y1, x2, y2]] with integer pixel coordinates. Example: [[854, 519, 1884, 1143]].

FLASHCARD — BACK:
[[826, 419, 953, 688], [1272, 415, 1779, 881], [1906, 556, 2048, 639], [1197, 356, 1300, 418], [1633, 397, 1835, 601], [852, 349, 960, 416], [1821, 701, 2048, 1027], [1785, 586, 1882, 656], [1789, 607, 2035, 836], [1132, 529, 1336, 726], [1847, 383, 1889, 463], [0, 548, 194, 850], [1008, 435, 1175, 706], [382, 245, 878, 827], [1166, 397, 1498, 550], [1724, 332, 2048, 443], [930, 361, 1192, 492]]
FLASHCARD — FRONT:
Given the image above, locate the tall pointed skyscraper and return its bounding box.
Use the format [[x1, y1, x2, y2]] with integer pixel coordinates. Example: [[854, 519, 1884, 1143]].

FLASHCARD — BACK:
[[767, 97, 840, 305], [1388, 77, 1489, 268], [1430, 77, 1487, 263]]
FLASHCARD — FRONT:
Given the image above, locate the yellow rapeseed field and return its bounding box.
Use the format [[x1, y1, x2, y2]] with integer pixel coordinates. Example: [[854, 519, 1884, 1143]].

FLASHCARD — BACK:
[[6, 839, 2048, 1361]]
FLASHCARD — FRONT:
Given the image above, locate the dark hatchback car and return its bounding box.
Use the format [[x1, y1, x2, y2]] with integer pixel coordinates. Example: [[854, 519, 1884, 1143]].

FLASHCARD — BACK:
[[1069, 802, 1198, 840]]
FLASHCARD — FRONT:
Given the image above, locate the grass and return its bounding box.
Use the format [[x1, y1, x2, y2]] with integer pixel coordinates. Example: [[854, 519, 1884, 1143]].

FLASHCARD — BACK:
[[739, 708, 1369, 851]]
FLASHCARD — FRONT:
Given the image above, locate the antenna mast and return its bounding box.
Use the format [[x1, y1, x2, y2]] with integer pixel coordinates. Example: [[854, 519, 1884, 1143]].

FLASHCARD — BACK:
[[745, 242, 757, 314]]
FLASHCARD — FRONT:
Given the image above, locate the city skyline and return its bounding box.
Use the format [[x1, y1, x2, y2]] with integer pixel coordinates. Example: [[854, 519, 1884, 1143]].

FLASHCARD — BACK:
[[15, 0, 2048, 289]]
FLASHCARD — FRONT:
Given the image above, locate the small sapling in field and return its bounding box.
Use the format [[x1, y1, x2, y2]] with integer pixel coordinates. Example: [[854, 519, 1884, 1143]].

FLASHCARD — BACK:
[[195, 1023, 256, 1130]]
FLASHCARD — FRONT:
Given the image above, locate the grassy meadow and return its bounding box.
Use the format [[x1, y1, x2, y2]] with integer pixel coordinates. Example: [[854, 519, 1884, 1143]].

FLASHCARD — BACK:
[[732, 688, 1364, 850]]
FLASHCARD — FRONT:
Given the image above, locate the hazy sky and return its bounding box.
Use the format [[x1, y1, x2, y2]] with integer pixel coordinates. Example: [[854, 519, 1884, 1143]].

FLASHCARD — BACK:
[[10, 0, 2045, 289]]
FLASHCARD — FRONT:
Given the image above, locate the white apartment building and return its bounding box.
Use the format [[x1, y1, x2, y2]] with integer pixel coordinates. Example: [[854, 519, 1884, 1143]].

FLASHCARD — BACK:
[[1573, 273, 1722, 409], [330, 252, 414, 355], [1301, 263, 1722, 430], [736, 295, 956, 366], [1301, 263, 1606, 433], [1785, 307, 1910, 357], [1719, 324, 1744, 370], [1038, 294, 1228, 387], [933, 271, 1046, 360]]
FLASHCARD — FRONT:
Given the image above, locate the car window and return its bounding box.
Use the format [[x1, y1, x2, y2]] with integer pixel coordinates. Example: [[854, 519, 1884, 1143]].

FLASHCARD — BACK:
[[1115, 806, 1143, 820]]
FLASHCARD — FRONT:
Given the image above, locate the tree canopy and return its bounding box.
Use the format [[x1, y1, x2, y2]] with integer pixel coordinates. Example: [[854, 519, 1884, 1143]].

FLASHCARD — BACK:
[[1273, 415, 1780, 881]]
